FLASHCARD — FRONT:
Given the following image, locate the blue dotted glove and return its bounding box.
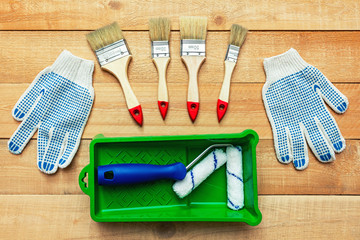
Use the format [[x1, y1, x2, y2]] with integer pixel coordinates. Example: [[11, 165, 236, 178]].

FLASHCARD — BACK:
[[8, 50, 94, 174], [262, 49, 348, 170]]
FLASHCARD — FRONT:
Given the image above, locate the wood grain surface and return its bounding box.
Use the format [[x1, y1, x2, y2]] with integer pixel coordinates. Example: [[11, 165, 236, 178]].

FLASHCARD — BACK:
[[1, 1, 359, 239], [1, 31, 359, 84], [1, 0, 360, 30], [1, 195, 359, 239]]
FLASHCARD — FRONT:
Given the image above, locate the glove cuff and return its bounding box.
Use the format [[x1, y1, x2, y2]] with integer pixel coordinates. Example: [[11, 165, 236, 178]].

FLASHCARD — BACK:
[[263, 48, 309, 82], [51, 50, 94, 89]]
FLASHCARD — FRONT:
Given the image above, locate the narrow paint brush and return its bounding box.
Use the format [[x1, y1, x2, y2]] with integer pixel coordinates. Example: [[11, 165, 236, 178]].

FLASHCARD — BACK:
[[86, 22, 143, 126], [149, 17, 171, 120], [217, 24, 248, 122], [180, 16, 207, 122]]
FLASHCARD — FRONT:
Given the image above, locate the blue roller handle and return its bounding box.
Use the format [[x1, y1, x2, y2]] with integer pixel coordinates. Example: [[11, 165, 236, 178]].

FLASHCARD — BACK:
[[98, 162, 187, 185]]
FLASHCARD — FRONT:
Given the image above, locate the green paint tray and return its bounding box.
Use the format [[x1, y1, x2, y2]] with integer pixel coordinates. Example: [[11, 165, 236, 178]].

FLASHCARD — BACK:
[[79, 130, 262, 225]]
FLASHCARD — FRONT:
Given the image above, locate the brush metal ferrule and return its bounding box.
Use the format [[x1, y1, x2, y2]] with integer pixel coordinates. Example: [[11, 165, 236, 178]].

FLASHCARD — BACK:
[[151, 41, 170, 58], [225, 45, 240, 62], [181, 39, 206, 56], [95, 39, 130, 66]]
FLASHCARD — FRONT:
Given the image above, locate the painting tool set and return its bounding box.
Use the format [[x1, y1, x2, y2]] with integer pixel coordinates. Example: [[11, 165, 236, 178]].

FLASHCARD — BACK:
[[85, 17, 247, 124], [8, 15, 349, 226], [80, 17, 253, 220]]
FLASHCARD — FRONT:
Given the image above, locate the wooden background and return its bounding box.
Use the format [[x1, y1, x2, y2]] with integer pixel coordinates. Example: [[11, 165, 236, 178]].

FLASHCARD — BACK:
[[1, 0, 360, 239]]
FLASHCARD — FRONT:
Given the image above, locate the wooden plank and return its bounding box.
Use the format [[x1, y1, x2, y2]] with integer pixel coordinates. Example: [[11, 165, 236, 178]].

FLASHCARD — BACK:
[[1, 83, 359, 139], [1, 0, 360, 30], [1, 139, 359, 195], [1, 31, 360, 84], [0, 195, 359, 239]]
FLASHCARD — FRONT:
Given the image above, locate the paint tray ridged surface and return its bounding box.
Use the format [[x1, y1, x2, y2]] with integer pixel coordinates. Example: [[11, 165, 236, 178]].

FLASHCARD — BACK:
[[79, 130, 262, 225]]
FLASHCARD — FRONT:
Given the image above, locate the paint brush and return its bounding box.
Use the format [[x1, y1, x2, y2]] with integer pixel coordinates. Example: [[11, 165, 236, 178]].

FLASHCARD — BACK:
[[149, 17, 171, 120], [217, 24, 248, 122], [180, 16, 207, 122], [86, 22, 143, 126]]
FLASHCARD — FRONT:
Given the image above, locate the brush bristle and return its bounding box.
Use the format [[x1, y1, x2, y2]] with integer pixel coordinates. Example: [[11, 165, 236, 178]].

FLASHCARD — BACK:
[[229, 24, 248, 47], [86, 22, 124, 51], [180, 16, 207, 40], [149, 17, 171, 41]]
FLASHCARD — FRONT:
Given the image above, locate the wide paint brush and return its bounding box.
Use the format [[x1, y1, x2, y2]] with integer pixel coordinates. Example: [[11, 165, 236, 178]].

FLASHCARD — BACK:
[[86, 22, 143, 126], [149, 17, 171, 120], [180, 16, 207, 122], [217, 24, 248, 122]]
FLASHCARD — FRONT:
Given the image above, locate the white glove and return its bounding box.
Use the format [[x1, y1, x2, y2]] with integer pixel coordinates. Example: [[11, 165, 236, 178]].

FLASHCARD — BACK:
[[262, 49, 348, 170], [8, 50, 95, 174]]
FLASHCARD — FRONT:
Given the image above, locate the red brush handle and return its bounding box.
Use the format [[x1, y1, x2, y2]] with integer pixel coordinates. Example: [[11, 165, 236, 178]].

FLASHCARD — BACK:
[[217, 99, 228, 122], [158, 101, 169, 120], [129, 105, 143, 126], [187, 101, 199, 122]]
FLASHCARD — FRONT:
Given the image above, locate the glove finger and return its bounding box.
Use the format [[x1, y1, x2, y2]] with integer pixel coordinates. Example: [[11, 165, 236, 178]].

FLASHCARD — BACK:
[[289, 124, 308, 170], [317, 111, 346, 153], [8, 96, 47, 154], [307, 67, 348, 114], [273, 127, 292, 164], [38, 128, 66, 174], [58, 133, 78, 168], [304, 117, 335, 163], [12, 67, 51, 121], [37, 124, 51, 171]]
